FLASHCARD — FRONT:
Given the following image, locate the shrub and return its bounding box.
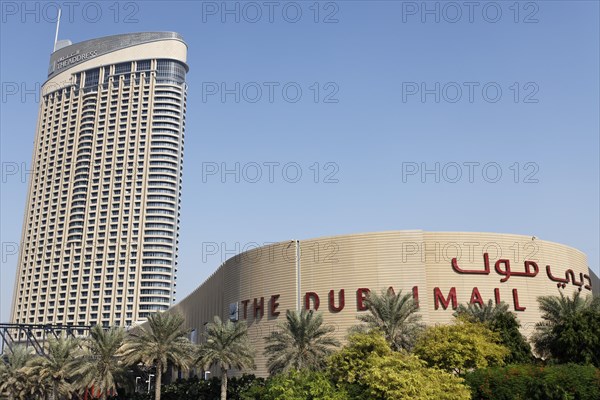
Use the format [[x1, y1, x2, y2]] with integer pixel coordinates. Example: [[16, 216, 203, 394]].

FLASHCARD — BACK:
[[157, 374, 265, 400], [262, 370, 346, 400], [329, 331, 470, 400], [465, 364, 600, 400]]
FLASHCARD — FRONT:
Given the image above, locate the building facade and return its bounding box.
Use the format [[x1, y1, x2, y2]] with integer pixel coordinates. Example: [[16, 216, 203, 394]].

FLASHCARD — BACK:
[[11, 32, 188, 329], [167, 231, 598, 377]]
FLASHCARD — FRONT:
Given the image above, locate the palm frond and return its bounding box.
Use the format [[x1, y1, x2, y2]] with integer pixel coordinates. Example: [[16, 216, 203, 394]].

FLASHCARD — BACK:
[[264, 309, 340, 375], [355, 289, 424, 351]]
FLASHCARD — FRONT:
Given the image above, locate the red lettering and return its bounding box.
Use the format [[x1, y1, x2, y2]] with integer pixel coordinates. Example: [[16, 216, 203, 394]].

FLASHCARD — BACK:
[[434, 287, 457, 310], [241, 299, 250, 319], [357, 288, 370, 311], [253, 297, 264, 319], [412, 286, 419, 308], [387, 286, 396, 295], [305, 292, 320, 311], [270, 294, 280, 317], [470, 287, 484, 307], [494, 288, 501, 304], [512, 289, 526, 311], [495, 259, 511, 282], [329, 289, 345, 312]]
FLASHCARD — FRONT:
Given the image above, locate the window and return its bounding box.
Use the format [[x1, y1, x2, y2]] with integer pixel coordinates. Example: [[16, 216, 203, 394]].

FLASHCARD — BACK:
[[115, 62, 131, 75], [84, 69, 100, 88], [137, 60, 151, 71]]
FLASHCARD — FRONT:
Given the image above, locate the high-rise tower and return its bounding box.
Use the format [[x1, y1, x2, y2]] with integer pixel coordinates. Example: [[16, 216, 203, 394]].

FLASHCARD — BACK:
[[11, 32, 188, 328]]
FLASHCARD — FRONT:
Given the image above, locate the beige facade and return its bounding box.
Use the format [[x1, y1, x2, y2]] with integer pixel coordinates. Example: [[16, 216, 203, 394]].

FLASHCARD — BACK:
[[168, 230, 596, 377], [11, 33, 188, 331]]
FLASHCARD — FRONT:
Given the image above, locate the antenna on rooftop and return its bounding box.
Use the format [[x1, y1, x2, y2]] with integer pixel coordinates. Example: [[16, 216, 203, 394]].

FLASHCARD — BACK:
[[53, 8, 61, 52]]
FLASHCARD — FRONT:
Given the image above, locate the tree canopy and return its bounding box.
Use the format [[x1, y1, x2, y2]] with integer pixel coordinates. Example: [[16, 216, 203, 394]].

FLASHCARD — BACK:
[[455, 300, 532, 363], [263, 370, 347, 400], [533, 291, 600, 366], [264, 309, 340, 375], [329, 331, 471, 400], [414, 318, 508, 374], [28, 335, 79, 400], [71, 326, 127, 400], [197, 316, 255, 400], [123, 312, 196, 400], [0, 345, 41, 400], [355, 289, 424, 351]]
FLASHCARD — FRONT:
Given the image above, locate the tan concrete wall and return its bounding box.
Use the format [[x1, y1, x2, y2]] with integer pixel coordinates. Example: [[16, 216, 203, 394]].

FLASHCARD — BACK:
[[421, 232, 589, 336], [170, 242, 297, 375], [168, 231, 592, 377]]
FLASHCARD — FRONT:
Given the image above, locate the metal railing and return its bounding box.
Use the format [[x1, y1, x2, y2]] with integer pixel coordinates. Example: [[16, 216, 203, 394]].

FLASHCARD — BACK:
[[0, 323, 92, 356]]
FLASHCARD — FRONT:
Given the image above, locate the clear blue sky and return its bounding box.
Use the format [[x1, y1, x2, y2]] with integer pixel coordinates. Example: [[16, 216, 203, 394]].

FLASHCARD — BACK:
[[1, 1, 598, 323]]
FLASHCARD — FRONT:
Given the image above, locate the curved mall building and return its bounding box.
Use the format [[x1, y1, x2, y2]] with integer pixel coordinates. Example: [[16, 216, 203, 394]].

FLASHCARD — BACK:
[[169, 230, 598, 377]]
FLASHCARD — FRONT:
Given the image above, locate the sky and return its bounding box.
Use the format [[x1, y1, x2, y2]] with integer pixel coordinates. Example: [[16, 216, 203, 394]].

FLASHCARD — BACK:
[[0, 0, 598, 323]]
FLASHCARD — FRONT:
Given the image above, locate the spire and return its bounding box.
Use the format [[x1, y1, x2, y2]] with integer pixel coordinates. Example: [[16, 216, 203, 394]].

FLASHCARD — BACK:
[[53, 8, 61, 52]]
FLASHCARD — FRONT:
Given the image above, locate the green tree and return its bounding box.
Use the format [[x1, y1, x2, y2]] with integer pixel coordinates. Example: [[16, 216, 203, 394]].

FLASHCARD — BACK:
[[123, 312, 196, 400], [263, 370, 347, 400], [455, 300, 532, 363], [548, 305, 600, 367], [233, 374, 266, 400], [264, 309, 340, 375], [197, 316, 255, 400], [354, 289, 424, 351], [28, 336, 79, 400], [329, 331, 470, 400], [328, 330, 390, 388], [362, 351, 471, 399], [533, 291, 600, 365], [549, 305, 600, 366], [71, 326, 127, 399], [414, 318, 508, 374], [0, 345, 40, 400], [488, 311, 533, 364]]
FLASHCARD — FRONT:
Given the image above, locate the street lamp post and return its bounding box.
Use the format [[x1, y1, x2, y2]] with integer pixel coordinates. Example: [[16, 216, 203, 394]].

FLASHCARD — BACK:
[[147, 374, 155, 394], [135, 377, 141, 393]]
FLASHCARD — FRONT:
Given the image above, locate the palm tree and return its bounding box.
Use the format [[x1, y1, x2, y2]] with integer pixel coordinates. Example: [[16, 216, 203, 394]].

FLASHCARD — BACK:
[[0, 345, 38, 400], [454, 300, 510, 323], [123, 312, 196, 400], [196, 316, 255, 400], [264, 309, 340, 375], [28, 335, 79, 400], [355, 289, 424, 351], [533, 290, 597, 358], [71, 326, 126, 400]]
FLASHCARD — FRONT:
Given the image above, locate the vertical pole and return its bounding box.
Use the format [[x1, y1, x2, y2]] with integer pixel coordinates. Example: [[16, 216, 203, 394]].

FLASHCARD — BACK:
[[296, 240, 301, 311], [53, 8, 61, 51], [147, 374, 154, 393]]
